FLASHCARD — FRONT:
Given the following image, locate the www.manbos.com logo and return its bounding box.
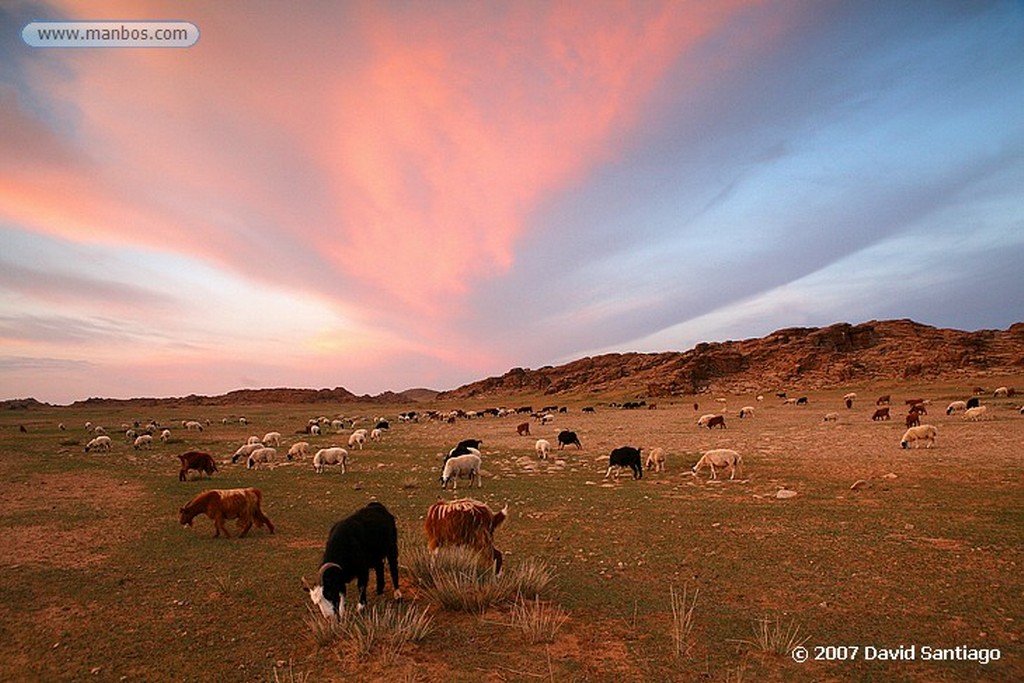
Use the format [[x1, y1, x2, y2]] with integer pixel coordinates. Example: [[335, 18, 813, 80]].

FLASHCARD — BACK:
[[23, 21, 199, 48]]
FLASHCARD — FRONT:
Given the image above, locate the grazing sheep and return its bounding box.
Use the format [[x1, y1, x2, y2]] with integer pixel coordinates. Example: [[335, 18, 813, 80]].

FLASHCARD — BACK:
[[692, 449, 742, 480], [843, 392, 857, 401], [440, 453, 482, 490], [824, 412, 839, 422], [93, 425, 106, 435], [447, 439, 483, 460], [945, 401, 968, 415], [872, 407, 891, 421], [556, 430, 582, 450], [876, 394, 891, 405], [84, 436, 112, 453], [246, 447, 277, 469], [310, 424, 321, 437], [994, 386, 1009, 398], [262, 432, 282, 447], [645, 447, 665, 473], [900, 424, 938, 449], [738, 406, 755, 418], [160, 429, 172, 442], [783, 398, 798, 405], [370, 428, 383, 442], [313, 447, 348, 474], [59, 423, 66, 431], [964, 406, 988, 421], [124, 428, 137, 442], [287, 441, 310, 460], [535, 439, 551, 460], [247, 435, 262, 445], [966, 396, 981, 409], [605, 446, 643, 479], [696, 413, 718, 427], [238, 417, 248, 425], [133, 434, 153, 450], [516, 422, 531, 436], [184, 420, 204, 432], [348, 430, 367, 450], [232, 442, 264, 463]]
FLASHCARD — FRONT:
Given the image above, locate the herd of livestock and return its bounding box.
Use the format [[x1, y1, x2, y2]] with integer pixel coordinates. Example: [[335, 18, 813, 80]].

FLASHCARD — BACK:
[[50, 383, 1021, 618]]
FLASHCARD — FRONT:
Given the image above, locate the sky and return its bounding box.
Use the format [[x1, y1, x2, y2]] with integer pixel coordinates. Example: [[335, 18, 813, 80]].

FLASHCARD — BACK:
[[2, 1, 1023, 404]]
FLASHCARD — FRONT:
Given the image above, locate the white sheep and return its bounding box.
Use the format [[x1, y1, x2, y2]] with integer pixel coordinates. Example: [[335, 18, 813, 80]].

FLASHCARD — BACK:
[[313, 447, 347, 474], [287, 441, 310, 460], [184, 420, 204, 432], [246, 447, 277, 469], [93, 425, 106, 435], [238, 417, 248, 425], [900, 424, 938, 449], [232, 442, 264, 463], [696, 413, 718, 427], [535, 439, 551, 460], [84, 436, 112, 453], [125, 428, 138, 442], [994, 386, 1009, 397], [691, 449, 742, 480], [348, 429, 367, 450], [738, 406, 755, 418], [440, 453, 482, 490], [370, 428, 383, 441], [310, 424, 321, 437], [160, 429, 172, 442], [133, 434, 153, 450], [58, 423, 66, 431], [247, 435, 262, 445], [843, 392, 857, 401], [331, 419, 345, 433], [823, 412, 839, 422], [945, 401, 968, 415], [84, 421, 92, 431], [262, 431, 282, 447], [645, 447, 666, 472], [963, 406, 988, 421]]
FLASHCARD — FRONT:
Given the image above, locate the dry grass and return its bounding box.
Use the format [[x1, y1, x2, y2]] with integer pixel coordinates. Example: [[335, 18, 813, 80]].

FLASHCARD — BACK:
[[304, 601, 433, 662], [737, 614, 810, 657], [510, 594, 568, 644], [669, 583, 699, 658]]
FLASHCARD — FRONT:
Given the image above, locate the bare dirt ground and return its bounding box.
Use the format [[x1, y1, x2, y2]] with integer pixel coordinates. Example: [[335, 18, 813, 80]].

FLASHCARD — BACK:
[[0, 377, 1021, 682]]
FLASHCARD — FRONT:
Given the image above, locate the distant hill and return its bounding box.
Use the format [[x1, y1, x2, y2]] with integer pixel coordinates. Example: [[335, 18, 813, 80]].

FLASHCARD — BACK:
[[438, 319, 1024, 399]]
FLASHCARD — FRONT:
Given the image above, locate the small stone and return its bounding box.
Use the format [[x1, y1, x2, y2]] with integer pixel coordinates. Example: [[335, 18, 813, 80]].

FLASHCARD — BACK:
[[850, 480, 872, 491], [775, 489, 798, 499]]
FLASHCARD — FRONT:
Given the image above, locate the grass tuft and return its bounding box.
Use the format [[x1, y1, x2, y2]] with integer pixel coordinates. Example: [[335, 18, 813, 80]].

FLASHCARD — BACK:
[[738, 614, 809, 656], [510, 594, 568, 644], [304, 601, 433, 661], [669, 584, 699, 658]]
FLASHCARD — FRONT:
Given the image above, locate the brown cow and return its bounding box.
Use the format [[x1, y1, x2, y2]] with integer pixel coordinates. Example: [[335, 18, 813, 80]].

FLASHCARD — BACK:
[[425, 498, 507, 574], [179, 488, 274, 538], [178, 451, 218, 481], [872, 407, 891, 421]]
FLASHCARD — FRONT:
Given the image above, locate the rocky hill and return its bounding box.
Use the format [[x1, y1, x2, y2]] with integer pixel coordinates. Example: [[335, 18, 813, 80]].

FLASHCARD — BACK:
[[439, 319, 1024, 399]]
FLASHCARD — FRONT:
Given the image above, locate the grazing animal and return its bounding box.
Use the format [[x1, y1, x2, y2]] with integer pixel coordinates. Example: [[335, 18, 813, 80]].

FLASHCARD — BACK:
[[184, 420, 204, 432], [348, 430, 367, 450], [945, 401, 968, 415], [447, 439, 483, 460], [516, 422, 531, 436], [557, 430, 582, 450], [872, 407, 891, 421], [705, 415, 727, 429], [178, 451, 218, 481], [696, 413, 719, 427], [909, 403, 927, 416], [133, 434, 153, 449], [994, 386, 1010, 398], [843, 392, 857, 401], [178, 488, 273, 538], [824, 412, 839, 422], [287, 441, 310, 460], [425, 498, 508, 574], [582, 406, 595, 413], [645, 447, 666, 472], [876, 394, 891, 405], [246, 447, 277, 469], [160, 429, 172, 442], [313, 447, 347, 474], [692, 449, 742, 480], [440, 452, 482, 490], [535, 439, 551, 460], [963, 406, 988, 421], [370, 428, 384, 442], [605, 446, 643, 479], [796, 396, 808, 405], [966, 396, 981, 409], [302, 502, 401, 619], [905, 413, 920, 428], [84, 436, 112, 453], [783, 398, 798, 405], [905, 398, 925, 407], [262, 432, 282, 447], [900, 424, 938, 449], [232, 442, 264, 463], [738, 406, 755, 418], [845, 398, 854, 409]]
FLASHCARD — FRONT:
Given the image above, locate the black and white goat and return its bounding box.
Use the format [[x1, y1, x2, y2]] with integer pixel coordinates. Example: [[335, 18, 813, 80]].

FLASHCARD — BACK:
[[302, 502, 402, 619]]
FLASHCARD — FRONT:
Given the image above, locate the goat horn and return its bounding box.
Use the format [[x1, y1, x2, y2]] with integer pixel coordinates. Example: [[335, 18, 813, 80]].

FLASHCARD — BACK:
[[318, 562, 342, 582]]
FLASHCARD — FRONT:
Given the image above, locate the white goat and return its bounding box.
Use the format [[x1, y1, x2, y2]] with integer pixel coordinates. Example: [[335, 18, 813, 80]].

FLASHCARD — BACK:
[[692, 449, 742, 480], [313, 447, 347, 474], [645, 447, 666, 472], [440, 453, 482, 490], [964, 406, 988, 421], [535, 439, 550, 460], [900, 424, 938, 449]]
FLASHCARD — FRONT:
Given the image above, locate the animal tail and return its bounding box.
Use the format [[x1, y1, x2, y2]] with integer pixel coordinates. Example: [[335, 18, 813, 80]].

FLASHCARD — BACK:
[[492, 504, 509, 532]]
